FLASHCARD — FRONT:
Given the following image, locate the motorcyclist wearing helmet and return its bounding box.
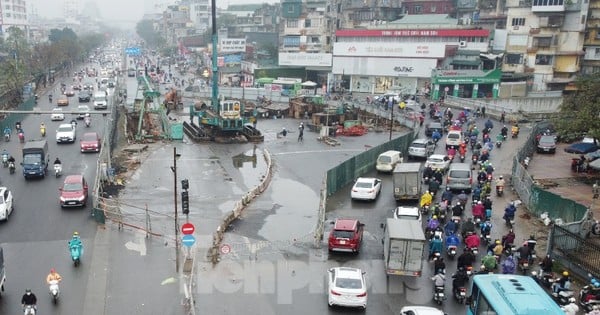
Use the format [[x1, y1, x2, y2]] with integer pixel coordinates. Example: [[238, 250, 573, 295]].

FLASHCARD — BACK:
[[441, 187, 453, 204], [434, 256, 446, 275], [457, 250, 476, 270], [461, 217, 476, 238], [465, 232, 480, 249], [526, 234, 537, 252], [431, 270, 446, 288], [502, 229, 516, 248], [452, 267, 470, 295], [444, 219, 458, 236], [503, 202, 517, 222], [501, 255, 516, 274], [483, 196, 493, 211], [427, 215, 441, 233], [21, 289, 37, 310], [485, 119, 493, 130], [553, 271, 572, 294], [482, 252, 498, 270], [429, 234, 443, 260], [456, 190, 468, 205], [420, 191, 433, 208], [516, 243, 532, 262], [501, 125, 508, 138], [496, 175, 505, 189], [472, 201, 485, 220], [69, 231, 82, 250], [492, 239, 504, 256], [540, 254, 554, 275], [46, 268, 63, 284], [54, 157, 62, 165], [452, 202, 464, 217]]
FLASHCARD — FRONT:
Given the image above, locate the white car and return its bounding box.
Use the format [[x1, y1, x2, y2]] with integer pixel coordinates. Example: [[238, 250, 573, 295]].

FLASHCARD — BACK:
[[393, 206, 422, 223], [0, 187, 14, 221], [446, 130, 463, 149], [350, 177, 382, 201], [51, 108, 65, 121], [328, 267, 367, 309], [76, 105, 90, 119], [400, 306, 446, 315], [56, 123, 76, 143], [425, 154, 451, 172]]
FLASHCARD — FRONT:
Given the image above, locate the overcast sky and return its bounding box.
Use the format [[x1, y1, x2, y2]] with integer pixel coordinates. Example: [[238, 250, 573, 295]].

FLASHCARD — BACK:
[[29, 0, 280, 23]]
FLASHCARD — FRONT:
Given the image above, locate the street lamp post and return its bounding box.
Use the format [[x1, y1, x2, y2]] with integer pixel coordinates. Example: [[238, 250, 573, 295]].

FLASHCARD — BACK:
[[171, 147, 182, 273]]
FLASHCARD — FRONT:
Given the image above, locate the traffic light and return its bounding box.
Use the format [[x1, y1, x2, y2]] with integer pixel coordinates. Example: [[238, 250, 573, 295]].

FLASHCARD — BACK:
[[181, 191, 189, 215], [181, 179, 189, 190]]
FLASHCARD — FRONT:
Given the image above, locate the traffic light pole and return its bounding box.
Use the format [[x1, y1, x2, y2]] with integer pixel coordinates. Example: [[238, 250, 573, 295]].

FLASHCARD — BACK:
[[173, 146, 180, 273]]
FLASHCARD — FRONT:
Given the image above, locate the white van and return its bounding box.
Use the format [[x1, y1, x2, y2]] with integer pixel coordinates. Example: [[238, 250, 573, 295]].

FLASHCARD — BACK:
[[93, 92, 107, 109], [376, 150, 403, 173]]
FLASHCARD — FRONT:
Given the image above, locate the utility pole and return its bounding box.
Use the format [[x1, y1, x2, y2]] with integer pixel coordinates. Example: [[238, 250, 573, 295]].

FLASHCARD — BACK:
[[172, 146, 180, 273], [389, 98, 394, 141]]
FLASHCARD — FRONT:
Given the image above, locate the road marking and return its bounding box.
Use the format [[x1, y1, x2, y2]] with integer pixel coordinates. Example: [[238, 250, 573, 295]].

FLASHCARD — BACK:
[[124, 232, 147, 256], [273, 149, 364, 156]]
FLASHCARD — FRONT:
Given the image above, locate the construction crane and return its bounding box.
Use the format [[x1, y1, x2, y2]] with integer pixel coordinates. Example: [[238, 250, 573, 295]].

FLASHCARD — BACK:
[[185, 0, 263, 143]]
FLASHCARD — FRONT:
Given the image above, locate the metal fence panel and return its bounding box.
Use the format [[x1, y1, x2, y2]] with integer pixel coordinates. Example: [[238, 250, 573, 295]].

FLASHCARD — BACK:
[[529, 186, 588, 222], [0, 97, 35, 131], [549, 224, 600, 279]]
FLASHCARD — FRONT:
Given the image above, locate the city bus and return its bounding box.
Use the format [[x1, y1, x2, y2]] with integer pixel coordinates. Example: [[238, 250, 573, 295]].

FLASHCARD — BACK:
[[468, 274, 564, 315], [272, 77, 301, 96]]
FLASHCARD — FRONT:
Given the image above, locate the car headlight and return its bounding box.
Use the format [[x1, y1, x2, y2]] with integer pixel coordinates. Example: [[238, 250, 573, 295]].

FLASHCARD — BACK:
[[60, 196, 66, 202], [77, 195, 85, 201]]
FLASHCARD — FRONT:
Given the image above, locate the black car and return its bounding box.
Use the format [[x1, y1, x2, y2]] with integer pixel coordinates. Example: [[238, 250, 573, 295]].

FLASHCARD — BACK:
[[537, 135, 557, 153], [78, 90, 91, 102], [425, 122, 444, 137]]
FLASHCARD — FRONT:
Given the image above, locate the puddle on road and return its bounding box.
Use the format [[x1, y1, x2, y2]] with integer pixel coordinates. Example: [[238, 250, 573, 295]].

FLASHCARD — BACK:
[[257, 177, 318, 242], [231, 146, 267, 189]]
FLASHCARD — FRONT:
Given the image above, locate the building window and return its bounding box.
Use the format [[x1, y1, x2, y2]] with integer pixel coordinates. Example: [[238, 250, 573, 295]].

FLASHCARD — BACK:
[[535, 54, 553, 65], [594, 48, 600, 58], [512, 18, 525, 26], [533, 0, 564, 5], [286, 19, 299, 28], [304, 19, 312, 27], [505, 53, 523, 64], [431, 5, 436, 12], [414, 5, 422, 13]]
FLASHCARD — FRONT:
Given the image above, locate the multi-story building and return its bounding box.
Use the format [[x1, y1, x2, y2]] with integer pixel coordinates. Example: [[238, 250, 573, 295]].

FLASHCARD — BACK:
[[401, 0, 454, 15], [279, 0, 332, 83], [332, 14, 491, 96], [63, 0, 81, 19], [182, 0, 210, 32], [582, 0, 600, 74], [0, 0, 29, 38], [503, 0, 588, 92]]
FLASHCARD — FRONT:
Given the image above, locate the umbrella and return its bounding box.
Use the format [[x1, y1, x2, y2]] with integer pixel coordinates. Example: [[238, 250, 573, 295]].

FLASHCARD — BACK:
[[301, 81, 318, 87], [564, 142, 599, 154]]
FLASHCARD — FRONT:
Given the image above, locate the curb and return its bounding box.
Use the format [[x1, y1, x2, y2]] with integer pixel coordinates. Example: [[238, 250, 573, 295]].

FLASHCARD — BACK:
[[207, 148, 273, 264]]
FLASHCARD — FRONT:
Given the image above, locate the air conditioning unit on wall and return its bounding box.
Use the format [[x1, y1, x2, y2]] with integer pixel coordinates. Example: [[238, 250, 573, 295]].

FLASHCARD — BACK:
[[459, 41, 467, 48]]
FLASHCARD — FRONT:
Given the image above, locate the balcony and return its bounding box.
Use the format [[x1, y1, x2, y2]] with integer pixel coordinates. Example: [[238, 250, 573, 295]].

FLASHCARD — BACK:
[[539, 16, 564, 27], [532, 0, 565, 12]]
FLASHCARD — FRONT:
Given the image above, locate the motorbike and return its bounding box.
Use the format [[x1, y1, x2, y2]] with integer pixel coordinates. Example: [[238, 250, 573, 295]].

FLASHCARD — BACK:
[[421, 204, 430, 215], [23, 305, 36, 315], [481, 232, 492, 246], [505, 214, 515, 228], [49, 95, 53, 103], [533, 270, 555, 288], [447, 245, 458, 259], [433, 286, 446, 305], [54, 164, 62, 178], [553, 287, 575, 306], [1, 155, 7, 168], [504, 243, 516, 256], [496, 140, 502, 148], [460, 154, 465, 163], [512, 129, 519, 138], [523, 156, 530, 169], [8, 161, 15, 174], [70, 243, 82, 267], [468, 246, 479, 256], [472, 154, 479, 166], [84, 116, 91, 127], [18, 131, 24, 143], [4, 132, 9, 142], [496, 185, 504, 197], [518, 258, 530, 275], [40, 126, 46, 137], [49, 280, 60, 304], [454, 286, 467, 304], [578, 275, 600, 312]]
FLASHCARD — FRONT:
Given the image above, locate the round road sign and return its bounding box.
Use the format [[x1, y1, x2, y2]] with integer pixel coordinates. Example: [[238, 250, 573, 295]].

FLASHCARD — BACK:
[[444, 87, 450, 92], [181, 222, 195, 235], [182, 234, 196, 247], [220, 244, 231, 254]]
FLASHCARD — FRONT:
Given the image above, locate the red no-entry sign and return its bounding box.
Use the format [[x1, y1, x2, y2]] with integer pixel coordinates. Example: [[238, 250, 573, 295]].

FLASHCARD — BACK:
[[181, 222, 195, 235]]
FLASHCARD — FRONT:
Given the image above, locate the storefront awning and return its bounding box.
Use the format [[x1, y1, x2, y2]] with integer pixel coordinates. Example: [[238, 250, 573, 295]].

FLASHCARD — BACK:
[[450, 60, 482, 66]]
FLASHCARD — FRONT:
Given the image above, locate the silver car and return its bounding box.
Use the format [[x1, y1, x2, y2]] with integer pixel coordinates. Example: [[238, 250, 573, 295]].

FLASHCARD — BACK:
[[408, 138, 435, 159]]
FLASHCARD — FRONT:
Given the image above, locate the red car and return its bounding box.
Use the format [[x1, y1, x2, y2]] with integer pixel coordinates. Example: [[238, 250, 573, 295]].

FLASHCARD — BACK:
[[328, 219, 364, 253], [59, 175, 88, 207], [80, 132, 101, 153]]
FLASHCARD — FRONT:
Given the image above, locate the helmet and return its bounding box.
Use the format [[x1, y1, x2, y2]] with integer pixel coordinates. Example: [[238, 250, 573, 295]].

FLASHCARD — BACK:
[[499, 176, 503, 179], [530, 234, 535, 239], [25, 289, 31, 293], [563, 271, 569, 277], [495, 240, 501, 245], [568, 297, 576, 303], [457, 202, 461, 205], [477, 201, 482, 205], [73, 231, 79, 236], [426, 190, 430, 194], [446, 187, 450, 191], [432, 215, 438, 219], [50, 268, 55, 273]]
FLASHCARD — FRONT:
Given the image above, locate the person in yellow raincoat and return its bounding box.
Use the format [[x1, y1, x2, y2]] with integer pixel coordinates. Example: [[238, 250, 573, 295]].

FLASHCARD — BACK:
[[420, 190, 433, 208]]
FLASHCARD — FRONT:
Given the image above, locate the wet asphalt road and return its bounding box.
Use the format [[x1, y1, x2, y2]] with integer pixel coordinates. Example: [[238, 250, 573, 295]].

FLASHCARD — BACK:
[[0, 67, 108, 314]]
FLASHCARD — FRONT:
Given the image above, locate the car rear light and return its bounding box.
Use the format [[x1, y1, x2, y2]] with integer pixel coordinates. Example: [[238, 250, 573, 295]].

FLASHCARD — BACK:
[[446, 177, 449, 184], [330, 290, 341, 296], [469, 177, 472, 185], [356, 292, 367, 297]]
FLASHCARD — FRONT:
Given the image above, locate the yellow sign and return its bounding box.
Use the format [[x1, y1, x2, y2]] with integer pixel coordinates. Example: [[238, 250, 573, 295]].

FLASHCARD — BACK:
[[399, 101, 406, 109], [233, 102, 240, 111]]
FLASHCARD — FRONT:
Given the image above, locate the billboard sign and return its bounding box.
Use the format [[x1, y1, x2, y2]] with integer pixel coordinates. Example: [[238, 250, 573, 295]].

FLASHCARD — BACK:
[[333, 42, 446, 58], [220, 38, 246, 53], [278, 53, 332, 67]]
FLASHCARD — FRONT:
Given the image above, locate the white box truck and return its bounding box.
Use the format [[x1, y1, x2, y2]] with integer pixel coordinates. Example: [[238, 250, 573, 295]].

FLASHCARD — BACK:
[[393, 163, 422, 201], [382, 218, 426, 277]]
